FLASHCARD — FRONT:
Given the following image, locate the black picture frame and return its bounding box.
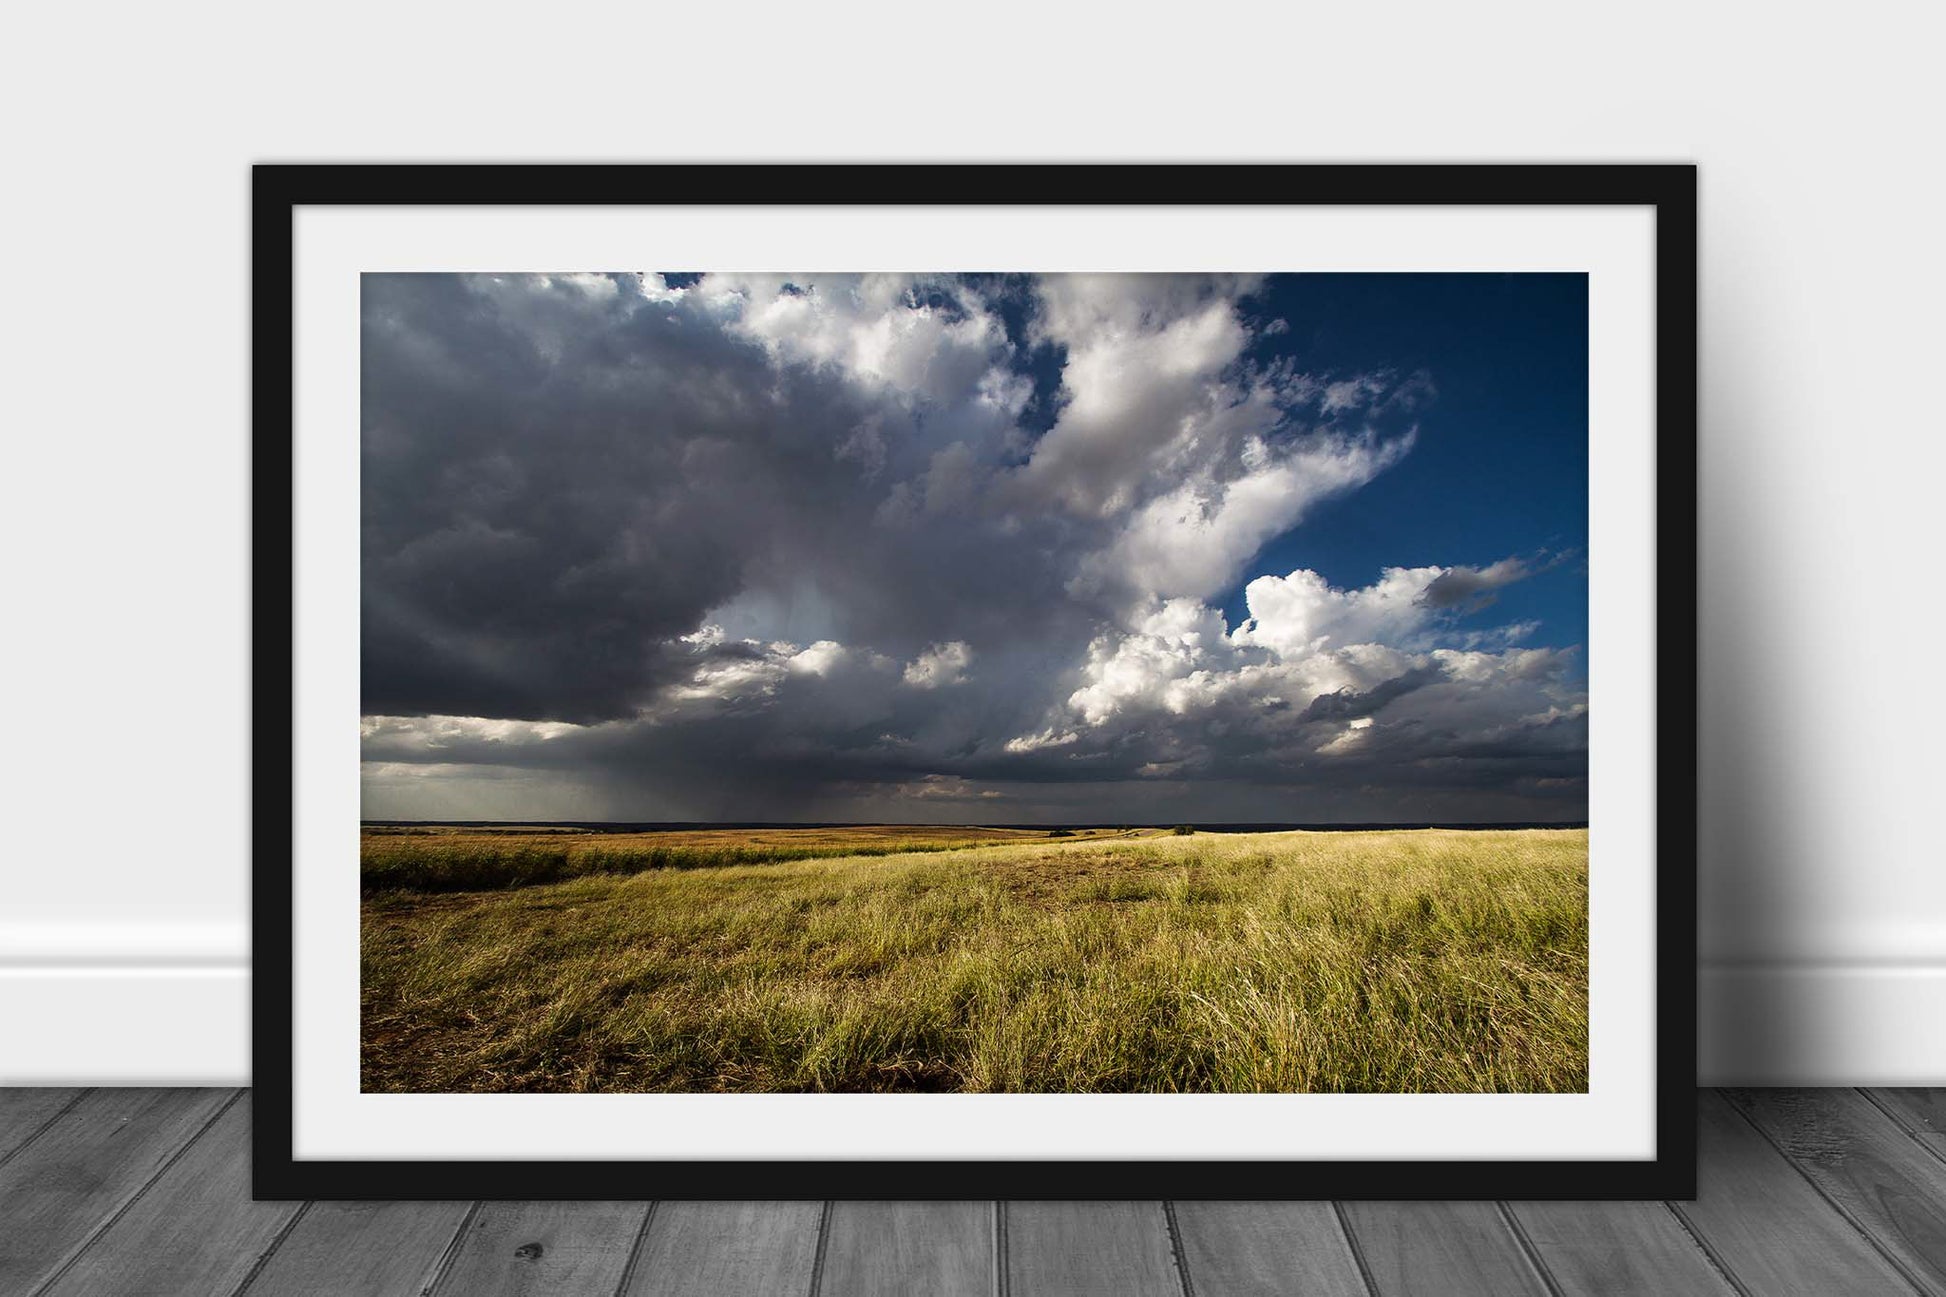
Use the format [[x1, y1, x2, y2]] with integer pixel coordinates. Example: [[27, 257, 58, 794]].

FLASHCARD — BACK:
[[254, 163, 1697, 1201]]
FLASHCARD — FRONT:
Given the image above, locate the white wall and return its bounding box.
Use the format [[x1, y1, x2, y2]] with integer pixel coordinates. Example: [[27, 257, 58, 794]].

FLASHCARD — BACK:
[[3, 0, 1939, 1085]]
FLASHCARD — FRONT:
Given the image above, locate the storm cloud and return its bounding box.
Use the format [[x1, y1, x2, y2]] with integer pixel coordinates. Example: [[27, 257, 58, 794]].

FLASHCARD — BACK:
[[361, 272, 1587, 822]]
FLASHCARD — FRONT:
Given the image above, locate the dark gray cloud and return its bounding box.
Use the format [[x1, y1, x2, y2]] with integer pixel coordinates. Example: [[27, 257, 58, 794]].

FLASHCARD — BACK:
[[1297, 665, 1443, 722], [361, 273, 1586, 822], [365, 274, 878, 720], [363, 273, 1111, 725], [1417, 553, 1563, 612]]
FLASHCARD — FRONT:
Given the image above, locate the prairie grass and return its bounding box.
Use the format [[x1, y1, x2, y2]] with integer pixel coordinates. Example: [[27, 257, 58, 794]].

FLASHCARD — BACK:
[[360, 824, 1132, 893], [361, 828, 1587, 1094]]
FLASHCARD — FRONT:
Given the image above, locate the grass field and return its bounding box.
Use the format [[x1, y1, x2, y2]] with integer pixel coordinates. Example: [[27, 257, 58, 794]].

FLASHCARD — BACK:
[[361, 827, 1587, 1094], [360, 824, 1134, 893]]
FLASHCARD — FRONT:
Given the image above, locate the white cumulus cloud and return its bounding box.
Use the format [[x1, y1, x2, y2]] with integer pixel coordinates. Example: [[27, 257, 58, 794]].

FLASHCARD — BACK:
[[903, 641, 973, 688]]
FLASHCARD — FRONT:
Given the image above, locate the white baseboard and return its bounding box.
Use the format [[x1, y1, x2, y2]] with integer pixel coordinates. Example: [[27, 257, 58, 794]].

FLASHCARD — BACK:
[[5, 929, 1944, 1085], [0, 967, 250, 1085], [0, 918, 251, 1084], [0, 919, 250, 967], [1699, 963, 1946, 1085]]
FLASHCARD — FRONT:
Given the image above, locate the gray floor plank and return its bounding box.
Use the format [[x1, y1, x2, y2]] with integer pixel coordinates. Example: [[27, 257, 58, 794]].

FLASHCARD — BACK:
[[621, 1201, 822, 1297], [1337, 1201, 1548, 1297], [817, 1201, 992, 1297], [1672, 1091, 1914, 1296], [0, 1087, 233, 1294], [39, 1094, 300, 1297], [6, 1086, 1946, 1297], [1728, 1087, 1946, 1294], [1171, 1201, 1369, 1297], [430, 1200, 650, 1297], [0, 1087, 83, 1162], [1005, 1201, 1180, 1297], [1506, 1200, 1734, 1295], [238, 1200, 474, 1296], [1875, 1090, 1946, 1158]]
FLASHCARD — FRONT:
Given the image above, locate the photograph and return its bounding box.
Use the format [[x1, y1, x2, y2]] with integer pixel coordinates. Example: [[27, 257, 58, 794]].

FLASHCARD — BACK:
[[358, 268, 1592, 1097]]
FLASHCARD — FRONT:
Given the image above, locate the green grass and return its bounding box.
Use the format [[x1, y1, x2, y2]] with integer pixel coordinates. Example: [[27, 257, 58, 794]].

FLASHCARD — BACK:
[[361, 828, 1588, 1094]]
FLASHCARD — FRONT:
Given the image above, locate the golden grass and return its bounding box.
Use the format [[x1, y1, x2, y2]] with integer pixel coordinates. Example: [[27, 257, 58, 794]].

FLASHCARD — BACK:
[[360, 824, 1137, 892], [361, 828, 1588, 1094]]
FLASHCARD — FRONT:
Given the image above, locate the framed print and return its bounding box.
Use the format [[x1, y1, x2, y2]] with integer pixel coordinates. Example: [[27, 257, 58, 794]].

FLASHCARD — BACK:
[[256, 164, 1697, 1199]]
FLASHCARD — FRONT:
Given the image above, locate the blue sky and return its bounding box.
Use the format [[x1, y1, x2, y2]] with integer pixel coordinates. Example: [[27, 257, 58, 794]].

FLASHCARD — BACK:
[[1223, 274, 1588, 671]]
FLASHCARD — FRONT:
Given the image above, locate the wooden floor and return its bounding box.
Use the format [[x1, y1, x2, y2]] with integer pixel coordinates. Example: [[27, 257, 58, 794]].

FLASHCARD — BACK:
[[1, 1091, 1943, 1295]]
